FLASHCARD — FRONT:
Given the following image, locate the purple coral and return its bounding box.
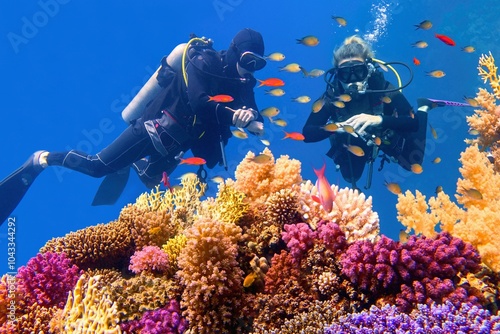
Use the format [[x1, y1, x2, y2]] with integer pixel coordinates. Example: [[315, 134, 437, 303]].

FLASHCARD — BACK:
[[282, 223, 316, 261], [340, 233, 482, 310], [316, 220, 348, 256], [16, 252, 81, 308], [120, 299, 188, 334], [129, 245, 169, 275], [324, 301, 500, 333]]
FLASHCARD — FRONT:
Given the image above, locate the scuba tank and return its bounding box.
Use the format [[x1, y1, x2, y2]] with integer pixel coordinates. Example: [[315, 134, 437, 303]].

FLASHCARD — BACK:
[[121, 43, 187, 124]]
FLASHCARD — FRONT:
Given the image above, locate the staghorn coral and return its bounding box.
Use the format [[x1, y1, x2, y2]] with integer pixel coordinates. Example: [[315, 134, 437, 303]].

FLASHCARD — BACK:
[[478, 52, 500, 99], [128, 245, 170, 275], [119, 299, 188, 334], [230, 148, 302, 206], [177, 218, 245, 333], [108, 274, 181, 322], [53, 274, 121, 334], [198, 182, 249, 224], [325, 301, 500, 333], [40, 219, 134, 270]]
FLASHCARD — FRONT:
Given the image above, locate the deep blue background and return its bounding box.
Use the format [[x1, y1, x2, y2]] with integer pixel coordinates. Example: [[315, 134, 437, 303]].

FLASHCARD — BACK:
[[1, 0, 498, 275]]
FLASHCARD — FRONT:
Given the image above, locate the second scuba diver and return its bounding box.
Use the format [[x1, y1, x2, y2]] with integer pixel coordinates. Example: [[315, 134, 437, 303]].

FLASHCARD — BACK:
[[0, 28, 268, 224], [302, 35, 428, 189]]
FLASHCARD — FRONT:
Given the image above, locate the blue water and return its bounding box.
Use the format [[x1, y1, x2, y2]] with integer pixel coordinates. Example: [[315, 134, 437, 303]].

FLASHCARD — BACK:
[[0, 0, 498, 275]]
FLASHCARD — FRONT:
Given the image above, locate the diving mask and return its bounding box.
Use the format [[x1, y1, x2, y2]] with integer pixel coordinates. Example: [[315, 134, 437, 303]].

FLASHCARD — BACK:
[[336, 60, 369, 84], [239, 51, 267, 72]]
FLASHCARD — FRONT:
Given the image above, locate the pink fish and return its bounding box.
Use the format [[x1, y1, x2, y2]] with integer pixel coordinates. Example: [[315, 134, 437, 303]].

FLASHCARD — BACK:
[[313, 163, 336, 212], [162, 171, 173, 192]]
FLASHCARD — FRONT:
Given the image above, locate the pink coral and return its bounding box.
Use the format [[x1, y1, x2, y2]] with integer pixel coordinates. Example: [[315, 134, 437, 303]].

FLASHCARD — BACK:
[[16, 252, 81, 309], [129, 246, 170, 275], [282, 223, 316, 261], [316, 220, 348, 256]]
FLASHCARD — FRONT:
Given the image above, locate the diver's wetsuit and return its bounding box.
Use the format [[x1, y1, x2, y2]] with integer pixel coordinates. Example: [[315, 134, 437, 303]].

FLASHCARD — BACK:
[[47, 47, 263, 187], [302, 70, 422, 184]]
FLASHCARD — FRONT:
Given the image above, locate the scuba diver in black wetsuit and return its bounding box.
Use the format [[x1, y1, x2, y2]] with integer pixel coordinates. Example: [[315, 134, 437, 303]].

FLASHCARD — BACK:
[[0, 28, 267, 224], [302, 35, 428, 190]]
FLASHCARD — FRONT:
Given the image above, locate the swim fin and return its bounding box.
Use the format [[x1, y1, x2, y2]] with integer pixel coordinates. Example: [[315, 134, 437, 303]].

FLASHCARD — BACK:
[[91, 167, 130, 206], [0, 151, 47, 225]]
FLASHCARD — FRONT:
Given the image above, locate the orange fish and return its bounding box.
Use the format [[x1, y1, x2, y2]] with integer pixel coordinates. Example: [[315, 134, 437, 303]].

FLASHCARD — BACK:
[[243, 272, 259, 288], [208, 94, 234, 103], [257, 78, 285, 88], [429, 124, 438, 139], [179, 157, 206, 165], [343, 144, 365, 157], [296, 35, 320, 47], [282, 131, 305, 141], [435, 33, 456, 46], [385, 181, 402, 195], [411, 163, 423, 174], [426, 70, 446, 78], [413, 57, 421, 66], [313, 163, 336, 213]]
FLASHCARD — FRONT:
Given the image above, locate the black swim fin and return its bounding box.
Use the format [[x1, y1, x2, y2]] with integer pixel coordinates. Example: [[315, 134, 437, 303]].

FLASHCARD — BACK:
[[91, 167, 130, 206], [0, 151, 46, 225]]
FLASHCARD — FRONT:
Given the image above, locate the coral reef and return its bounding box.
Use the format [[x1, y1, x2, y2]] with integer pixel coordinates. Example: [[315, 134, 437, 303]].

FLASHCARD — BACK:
[[128, 245, 170, 275]]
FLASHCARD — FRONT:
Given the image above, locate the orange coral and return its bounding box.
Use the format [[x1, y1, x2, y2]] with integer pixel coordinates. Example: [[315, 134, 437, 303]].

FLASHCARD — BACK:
[[231, 148, 302, 206], [177, 218, 245, 333]]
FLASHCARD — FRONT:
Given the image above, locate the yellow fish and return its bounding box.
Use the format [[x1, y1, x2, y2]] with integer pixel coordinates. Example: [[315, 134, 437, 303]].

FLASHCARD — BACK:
[[414, 20, 432, 30], [210, 176, 224, 184], [385, 181, 402, 195], [426, 70, 446, 78], [305, 69, 325, 78], [338, 94, 352, 102], [399, 229, 409, 243], [412, 41, 428, 48], [321, 123, 339, 132], [332, 16, 347, 26], [249, 153, 272, 164], [429, 124, 438, 139], [232, 129, 248, 139], [279, 63, 301, 73], [333, 100, 345, 108], [292, 95, 311, 103], [463, 96, 479, 107], [435, 185, 443, 195], [432, 157, 441, 164], [296, 35, 320, 47], [265, 88, 285, 97], [312, 98, 325, 113], [344, 144, 365, 156], [243, 272, 259, 288], [260, 139, 271, 146], [461, 46, 475, 53], [178, 172, 197, 181], [272, 118, 288, 127], [149, 226, 161, 235], [260, 106, 280, 118], [266, 52, 285, 61], [381, 96, 392, 104], [461, 187, 483, 200]]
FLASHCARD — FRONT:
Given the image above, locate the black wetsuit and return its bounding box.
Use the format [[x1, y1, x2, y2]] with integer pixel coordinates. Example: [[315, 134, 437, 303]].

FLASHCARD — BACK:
[[47, 47, 262, 187], [302, 70, 424, 184]]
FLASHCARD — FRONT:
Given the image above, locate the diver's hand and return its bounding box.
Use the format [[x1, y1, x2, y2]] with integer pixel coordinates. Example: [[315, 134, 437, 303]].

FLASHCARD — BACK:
[[344, 113, 382, 134], [246, 121, 264, 136], [232, 107, 258, 128]]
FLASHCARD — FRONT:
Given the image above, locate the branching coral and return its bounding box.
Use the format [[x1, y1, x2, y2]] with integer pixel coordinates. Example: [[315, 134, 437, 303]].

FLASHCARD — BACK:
[[162, 234, 187, 274], [177, 218, 245, 333], [325, 301, 500, 333], [16, 252, 81, 309], [128, 245, 170, 275], [230, 148, 302, 206], [53, 275, 121, 334], [198, 182, 249, 224], [40, 220, 134, 270]]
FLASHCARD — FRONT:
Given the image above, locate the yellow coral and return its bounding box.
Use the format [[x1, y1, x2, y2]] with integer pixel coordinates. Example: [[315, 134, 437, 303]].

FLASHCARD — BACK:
[[54, 274, 121, 333], [478, 52, 500, 99], [162, 234, 187, 272], [199, 182, 249, 224]]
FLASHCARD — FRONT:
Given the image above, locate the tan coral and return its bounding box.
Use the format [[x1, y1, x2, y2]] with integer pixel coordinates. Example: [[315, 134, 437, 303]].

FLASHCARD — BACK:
[[198, 182, 249, 224], [40, 220, 134, 269], [15, 303, 60, 334], [53, 274, 121, 334]]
